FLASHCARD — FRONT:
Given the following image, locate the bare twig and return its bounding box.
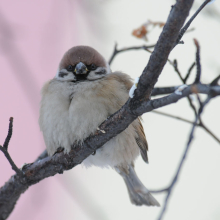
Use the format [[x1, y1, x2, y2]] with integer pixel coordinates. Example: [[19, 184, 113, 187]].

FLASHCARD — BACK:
[[199, 119, 220, 144], [152, 110, 196, 125], [187, 96, 198, 117], [175, 0, 212, 46], [153, 109, 220, 144], [108, 43, 155, 65], [193, 39, 201, 84], [157, 95, 211, 220], [175, 79, 220, 144], [0, 118, 23, 177], [150, 188, 169, 194], [184, 62, 196, 83], [169, 59, 198, 117], [3, 117, 13, 150], [171, 38, 220, 145], [210, 74, 220, 86], [173, 59, 184, 81]]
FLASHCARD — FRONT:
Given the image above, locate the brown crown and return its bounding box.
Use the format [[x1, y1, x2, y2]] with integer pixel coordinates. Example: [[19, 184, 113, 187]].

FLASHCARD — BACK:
[[59, 46, 106, 69]]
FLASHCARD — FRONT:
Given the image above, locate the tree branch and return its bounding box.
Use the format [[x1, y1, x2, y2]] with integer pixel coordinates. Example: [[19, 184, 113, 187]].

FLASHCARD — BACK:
[[171, 38, 220, 144], [0, 118, 23, 177], [1, 83, 219, 219], [133, 0, 193, 102], [175, 0, 212, 46], [108, 43, 155, 65], [157, 95, 211, 220], [151, 86, 179, 96], [4, 1, 218, 219]]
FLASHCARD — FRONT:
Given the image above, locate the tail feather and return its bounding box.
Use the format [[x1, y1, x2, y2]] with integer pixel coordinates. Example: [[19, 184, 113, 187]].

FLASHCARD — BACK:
[[116, 165, 160, 207]]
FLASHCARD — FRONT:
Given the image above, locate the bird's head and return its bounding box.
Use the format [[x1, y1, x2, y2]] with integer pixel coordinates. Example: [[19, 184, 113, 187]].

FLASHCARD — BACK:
[[56, 46, 111, 82]]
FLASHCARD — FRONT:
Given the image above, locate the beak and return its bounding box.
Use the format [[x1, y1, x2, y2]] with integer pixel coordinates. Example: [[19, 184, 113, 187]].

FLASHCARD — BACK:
[[75, 62, 88, 74]]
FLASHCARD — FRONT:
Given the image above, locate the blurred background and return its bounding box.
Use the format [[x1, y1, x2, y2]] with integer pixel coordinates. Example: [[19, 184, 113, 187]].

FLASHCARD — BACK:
[[0, 0, 220, 219]]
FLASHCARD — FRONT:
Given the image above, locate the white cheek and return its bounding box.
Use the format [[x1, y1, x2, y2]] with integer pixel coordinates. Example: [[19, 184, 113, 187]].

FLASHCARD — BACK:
[[55, 69, 76, 81], [55, 69, 60, 79], [87, 66, 109, 80], [87, 71, 103, 80], [105, 61, 112, 74]]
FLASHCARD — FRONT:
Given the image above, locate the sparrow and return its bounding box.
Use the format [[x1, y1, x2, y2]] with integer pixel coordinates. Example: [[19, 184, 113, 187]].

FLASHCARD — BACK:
[[39, 45, 159, 206]]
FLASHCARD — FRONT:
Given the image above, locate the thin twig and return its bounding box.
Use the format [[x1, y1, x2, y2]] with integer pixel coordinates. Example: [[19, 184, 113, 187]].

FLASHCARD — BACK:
[[210, 74, 220, 86], [172, 38, 220, 144], [157, 95, 211, 220], [108, 43, 155, 65], [152, 110, 220, 144], [199, 119, 220, 144], [172, 58, 220, 144], [113, 40, 218, 145], [184, 62, 196, 84], [169, 59, 198, 117], [152, 110, 196, 125], [0, 118, 23, 176], [187, 96, 198, 117], [193, 39, 201, 84], [175, 0, 212, 46], [150, 188, 169, 194], [172, 60, 184, 81], [3, 117, 13, 150], [147, 36, 219, 144]]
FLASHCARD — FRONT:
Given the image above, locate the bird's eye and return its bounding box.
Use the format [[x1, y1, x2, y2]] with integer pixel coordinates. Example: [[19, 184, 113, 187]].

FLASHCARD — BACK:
[[67, 65, 73, 71], [89, 64, 97, 70]]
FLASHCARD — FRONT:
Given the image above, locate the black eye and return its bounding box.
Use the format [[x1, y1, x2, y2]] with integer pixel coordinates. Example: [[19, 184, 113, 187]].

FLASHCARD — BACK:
[[67, 65, 73, 71], [89, 64, 97, 70]]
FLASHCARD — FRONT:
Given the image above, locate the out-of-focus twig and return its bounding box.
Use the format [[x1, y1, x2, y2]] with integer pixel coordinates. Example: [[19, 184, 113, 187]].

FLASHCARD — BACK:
[[108, 43, 155, 65], [0, 11, 39, 114], [157, 95, 211, 220], [152, 110, 220, 144]]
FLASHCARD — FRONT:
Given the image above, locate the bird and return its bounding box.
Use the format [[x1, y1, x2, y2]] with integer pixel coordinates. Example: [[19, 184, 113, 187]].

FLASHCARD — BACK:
[[39, 45, 160, 206]]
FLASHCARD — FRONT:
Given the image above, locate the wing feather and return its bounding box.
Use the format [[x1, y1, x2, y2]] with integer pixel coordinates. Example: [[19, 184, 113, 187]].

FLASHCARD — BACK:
[[109, 71, 149, 163], [134, 118, 149, 163]]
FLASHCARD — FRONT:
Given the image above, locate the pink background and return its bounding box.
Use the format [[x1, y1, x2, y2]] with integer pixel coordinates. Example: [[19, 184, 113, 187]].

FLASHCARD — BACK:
[[0, 1, 81, 219]]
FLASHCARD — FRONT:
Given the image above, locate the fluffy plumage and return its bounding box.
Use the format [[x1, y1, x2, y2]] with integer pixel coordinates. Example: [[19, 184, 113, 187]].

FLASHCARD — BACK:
[[39, 45, 159, 206]]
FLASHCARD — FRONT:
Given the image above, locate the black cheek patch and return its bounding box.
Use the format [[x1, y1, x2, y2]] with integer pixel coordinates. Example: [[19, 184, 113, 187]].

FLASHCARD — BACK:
[[59, 72, 68, 78], [95, 69, 106, 75]]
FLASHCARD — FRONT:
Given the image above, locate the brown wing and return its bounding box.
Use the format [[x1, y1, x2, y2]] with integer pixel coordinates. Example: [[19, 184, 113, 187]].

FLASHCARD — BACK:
[[108, 71, 149, 163], [134, 118, 149, 163]]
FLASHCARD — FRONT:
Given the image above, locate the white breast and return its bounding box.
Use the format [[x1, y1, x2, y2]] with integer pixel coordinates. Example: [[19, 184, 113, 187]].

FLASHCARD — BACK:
[[39, 77, 140, 168]]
